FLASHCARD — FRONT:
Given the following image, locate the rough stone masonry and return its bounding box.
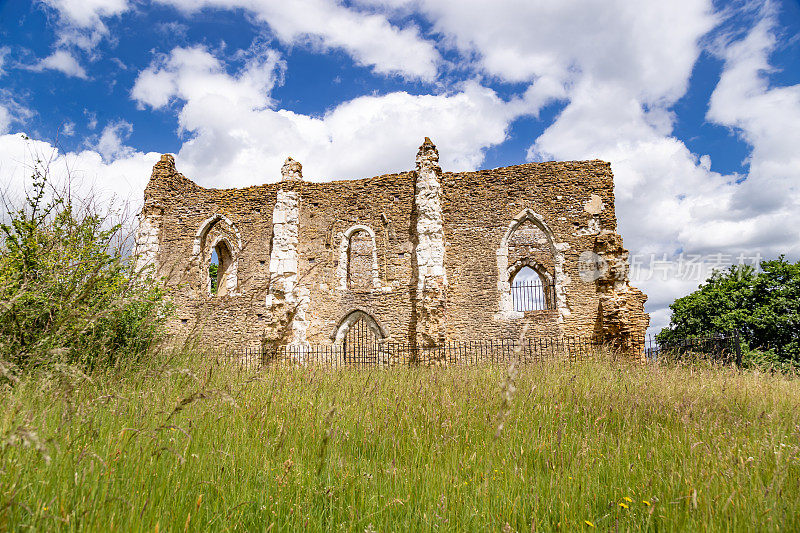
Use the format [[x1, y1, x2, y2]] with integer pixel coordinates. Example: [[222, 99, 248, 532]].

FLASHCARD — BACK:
[[135, 138, 649, 352]]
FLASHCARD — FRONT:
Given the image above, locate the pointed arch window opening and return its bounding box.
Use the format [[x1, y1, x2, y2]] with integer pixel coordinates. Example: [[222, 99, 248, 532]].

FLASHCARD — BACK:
[[497, 208, 563, 316], [209, 240, 235, 297], [510, 265, 555, 311], [193, 213, 241, 297], [348, 230, 374, 291]]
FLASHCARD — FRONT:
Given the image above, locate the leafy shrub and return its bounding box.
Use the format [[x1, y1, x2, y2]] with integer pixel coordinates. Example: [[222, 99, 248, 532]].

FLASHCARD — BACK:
[[741, 345, 798, 374], [0, 162, 171, 371]]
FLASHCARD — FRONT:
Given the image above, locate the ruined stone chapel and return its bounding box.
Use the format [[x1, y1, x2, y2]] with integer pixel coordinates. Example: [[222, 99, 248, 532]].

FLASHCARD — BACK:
[[135, 138, 648, 351]]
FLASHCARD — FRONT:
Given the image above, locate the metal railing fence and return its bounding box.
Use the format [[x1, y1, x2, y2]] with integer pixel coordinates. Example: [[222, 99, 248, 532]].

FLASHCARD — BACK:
[[208, 331, 741, 370]]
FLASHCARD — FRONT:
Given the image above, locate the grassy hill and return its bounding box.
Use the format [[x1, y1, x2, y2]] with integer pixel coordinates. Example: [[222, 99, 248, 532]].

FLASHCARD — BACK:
[[1, 355, 798, 531]]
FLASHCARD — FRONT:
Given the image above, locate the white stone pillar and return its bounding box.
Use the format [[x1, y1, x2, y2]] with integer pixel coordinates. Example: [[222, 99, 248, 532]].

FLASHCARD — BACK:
[[267, 189, 309, 353], [134, 205, 161, 275], [414, 137, 447, 348]]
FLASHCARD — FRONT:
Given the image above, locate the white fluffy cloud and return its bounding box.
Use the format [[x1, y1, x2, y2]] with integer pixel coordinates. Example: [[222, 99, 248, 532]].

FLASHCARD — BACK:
[[42, 0, 129, 28], [41, 0, 440, 79], [29, 49, 88, 78], [94, 120, 135, 161], [0, 106, 12, 135], [0, 97, 33, 135], [707, 15, 800, 218], [131, 45, 284, 110], [132, 45, 518, 186], [0, 131, 159, 218], [40, 0, 131, 50], [364, 0, 716, 101], [155, 0, 440, 80]]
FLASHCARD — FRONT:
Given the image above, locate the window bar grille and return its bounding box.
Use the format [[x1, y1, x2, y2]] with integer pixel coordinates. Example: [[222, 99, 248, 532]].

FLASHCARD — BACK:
[[510, 279, 555, 311]]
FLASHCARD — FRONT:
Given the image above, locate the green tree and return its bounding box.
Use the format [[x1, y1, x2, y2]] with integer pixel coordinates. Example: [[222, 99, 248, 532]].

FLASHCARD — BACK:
[[658, 257, 800, 366], [209, 261, 218, 295], [0, 160, 171, 371]]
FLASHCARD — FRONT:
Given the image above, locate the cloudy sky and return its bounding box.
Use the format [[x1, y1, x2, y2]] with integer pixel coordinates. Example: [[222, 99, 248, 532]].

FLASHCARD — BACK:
[[1, 0, 799, 333]]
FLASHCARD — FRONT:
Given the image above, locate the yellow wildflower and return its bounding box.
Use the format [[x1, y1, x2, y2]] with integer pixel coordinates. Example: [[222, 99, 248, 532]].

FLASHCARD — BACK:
[[623, 497, 633, 503], [585, 520, 595, 528], [619, 502, 629, 509], [642, 500, 651, 506]]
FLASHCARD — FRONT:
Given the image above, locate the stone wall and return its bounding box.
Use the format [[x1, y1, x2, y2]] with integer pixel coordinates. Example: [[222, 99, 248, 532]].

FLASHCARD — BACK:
[[137, 141, 649, 350]]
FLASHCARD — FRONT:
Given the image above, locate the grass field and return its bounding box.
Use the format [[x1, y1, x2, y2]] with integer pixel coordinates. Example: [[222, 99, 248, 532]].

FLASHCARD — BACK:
[[1, 354, 799, 532]]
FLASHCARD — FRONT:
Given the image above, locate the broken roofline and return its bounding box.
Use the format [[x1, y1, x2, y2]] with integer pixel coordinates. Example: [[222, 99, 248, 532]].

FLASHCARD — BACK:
[[144, 152, 614, 192]]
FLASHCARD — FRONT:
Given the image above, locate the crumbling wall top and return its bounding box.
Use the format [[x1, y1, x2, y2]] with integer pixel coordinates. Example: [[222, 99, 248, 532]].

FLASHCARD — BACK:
[[416, 137, 439, 166], [143, 153, 200, 201], [281, 157, 303, 181]]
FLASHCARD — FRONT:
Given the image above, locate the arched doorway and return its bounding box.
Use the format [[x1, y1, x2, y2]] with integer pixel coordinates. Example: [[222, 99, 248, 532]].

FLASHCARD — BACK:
[[333, 311, 386, 365]]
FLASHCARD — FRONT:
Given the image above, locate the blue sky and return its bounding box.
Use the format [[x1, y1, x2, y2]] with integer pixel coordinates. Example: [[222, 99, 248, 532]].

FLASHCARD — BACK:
[[0, 0, 799, 332]]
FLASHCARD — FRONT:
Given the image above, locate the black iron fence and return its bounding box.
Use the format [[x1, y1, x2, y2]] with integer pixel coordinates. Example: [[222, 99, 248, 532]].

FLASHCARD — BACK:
[[510, 280, 556, 311], [209, 331, 742, 369], [648, 331, 742, 365]]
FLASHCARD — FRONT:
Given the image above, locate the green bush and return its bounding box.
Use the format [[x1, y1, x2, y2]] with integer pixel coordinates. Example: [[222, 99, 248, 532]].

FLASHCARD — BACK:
[[209, 261, 218, 295], [0, 162, 171, 372], [741, 345, 797, 374]]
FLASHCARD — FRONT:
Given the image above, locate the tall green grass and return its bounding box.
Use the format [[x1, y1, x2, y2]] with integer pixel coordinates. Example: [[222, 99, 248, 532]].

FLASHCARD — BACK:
[[1, 355, 799, 531]]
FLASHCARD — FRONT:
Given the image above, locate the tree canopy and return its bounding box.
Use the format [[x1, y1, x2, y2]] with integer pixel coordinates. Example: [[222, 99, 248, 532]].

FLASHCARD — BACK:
[[658, 257, 800, 367]]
